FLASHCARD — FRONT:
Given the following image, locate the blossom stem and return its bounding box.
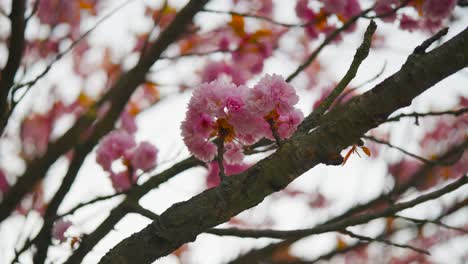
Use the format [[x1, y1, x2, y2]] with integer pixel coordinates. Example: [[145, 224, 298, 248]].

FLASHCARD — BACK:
[[215, 137, 227, 182], [267, 119, 282, 147]]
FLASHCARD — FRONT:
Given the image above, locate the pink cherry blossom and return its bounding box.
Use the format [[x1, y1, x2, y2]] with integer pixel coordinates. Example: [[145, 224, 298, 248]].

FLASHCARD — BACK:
[[224, 142, 244, 164], [342, 0, 361, 20], [201, 61, 247, 85], [21, 114, 51, 160], [399, 15, 420, 32], [422, 0, 456, 21], [276, 109, 304, 139], [206, 161, 250, 188], [0, 169, 9, 194], [131, 141, 158, 171], [110, 171, 133, 192], [296, 0, 315, 21], [182, 79, 265, 162], [248, 74, 299, 116], [52, 219, 72, 242], [388, 159, 421, 184], [182, 75, 302, 162], [374, 0, 399, 22], [323, 0, 347, 14], [96, 131, 136, 170], [119, 111, 137, 134]]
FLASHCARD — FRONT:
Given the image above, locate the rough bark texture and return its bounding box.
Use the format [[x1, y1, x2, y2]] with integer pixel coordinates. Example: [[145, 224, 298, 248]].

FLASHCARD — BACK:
[[98, 27, 468, 264]]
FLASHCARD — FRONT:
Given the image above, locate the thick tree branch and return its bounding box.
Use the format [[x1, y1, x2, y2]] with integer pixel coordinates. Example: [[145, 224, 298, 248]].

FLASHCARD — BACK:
[[98, 27, 468, 264], [0, 0, 26, 134]]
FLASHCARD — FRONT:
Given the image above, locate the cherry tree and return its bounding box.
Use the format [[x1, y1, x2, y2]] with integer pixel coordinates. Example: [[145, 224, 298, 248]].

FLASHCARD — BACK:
[[0, 0, 467, 263]]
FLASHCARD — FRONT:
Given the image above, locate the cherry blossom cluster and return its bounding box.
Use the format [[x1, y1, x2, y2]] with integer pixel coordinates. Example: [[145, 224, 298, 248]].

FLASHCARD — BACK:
[[181, 74, 303, 163], [37, 0, 100, 37], [296, 0, 362, 40], [96, 131, 158, 192], [375, 0, 457, 32]]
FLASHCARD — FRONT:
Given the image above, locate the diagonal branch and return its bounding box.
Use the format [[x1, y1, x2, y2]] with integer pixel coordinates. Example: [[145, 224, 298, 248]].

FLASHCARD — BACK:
[[296, 20, 376, 134], [0, 0, 26, 135]]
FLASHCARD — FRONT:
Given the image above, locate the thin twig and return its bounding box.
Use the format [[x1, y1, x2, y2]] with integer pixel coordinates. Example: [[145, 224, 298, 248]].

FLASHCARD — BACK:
[[396, 214, 468, 233], [57, 192, 125, 219], [296, 19, 376, 134], [385, 108, 468, 123], [201, 8, 312, 28], [363, 135, 435, 165], [341, 229, 430, 255], [286, 8, 373, 83]]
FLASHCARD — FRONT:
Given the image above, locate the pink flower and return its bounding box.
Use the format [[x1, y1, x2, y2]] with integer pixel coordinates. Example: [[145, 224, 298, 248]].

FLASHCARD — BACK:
[[248, 74, 299, 116], [52, 219, 72, 242], [182, 75, 302, 162], [224, 142, 244, 164], [96, 131, 136, 171], [323, 0, 347, 14], [201, 61, 247, 85], [420, 18, 443, 33], [131, 141, 158, 171], [182, 79, 261, 162], [206, 161, 250, 188], [258, 0, 273, 17], [120, 111, 137, 134], [388, 159, 421, 184], [296, 0, 315, 21], [277, 110, 304, 139], [422, 0, 456, 21], [399, 15, 420, 32], [0, 169, 9, 194], [20, 114, 51, 160], [110, 171, 133, 192], [374, 0, 399, 22], [342, 0, 361, 20]]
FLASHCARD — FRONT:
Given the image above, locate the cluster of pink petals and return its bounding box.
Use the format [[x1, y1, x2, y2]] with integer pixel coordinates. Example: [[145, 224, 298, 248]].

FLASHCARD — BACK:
[[52, 219, 72, 242], [20, 114, 52, 160], [37, 0, 99, 38], [182, 74, 303, 163], [205, 161, 250, 188], [201, 61, 248, 85], [96, 131, 158, 191], [374, 0, 456, 33], [388, 159, 421, 184], [422, 0, 457, 21], [296, 0, 361, 41], [248, 74, 304, 139], [0, 169, 9, 195]]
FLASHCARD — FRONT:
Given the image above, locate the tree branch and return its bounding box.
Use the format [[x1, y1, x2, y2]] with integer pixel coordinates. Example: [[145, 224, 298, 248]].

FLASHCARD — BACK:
[[0, 0, 26, 135], [385, 107, 468, 123], [296, 20, 376, 134]]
